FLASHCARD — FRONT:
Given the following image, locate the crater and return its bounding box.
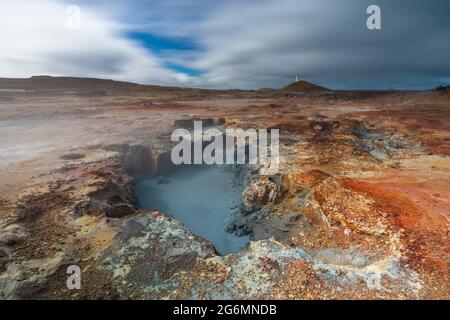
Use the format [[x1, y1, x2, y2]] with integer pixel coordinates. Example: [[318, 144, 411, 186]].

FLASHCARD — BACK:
[[133, 165, 251, 255]]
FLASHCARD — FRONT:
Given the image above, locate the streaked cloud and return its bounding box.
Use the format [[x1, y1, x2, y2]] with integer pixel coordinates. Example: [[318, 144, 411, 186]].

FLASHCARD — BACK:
[[0, 0, 194, 85], [1, 0, 449, 89]]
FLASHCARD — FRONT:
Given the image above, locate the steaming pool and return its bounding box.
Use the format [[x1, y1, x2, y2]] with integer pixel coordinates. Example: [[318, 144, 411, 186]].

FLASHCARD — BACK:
[[133, 165, 250, 254]]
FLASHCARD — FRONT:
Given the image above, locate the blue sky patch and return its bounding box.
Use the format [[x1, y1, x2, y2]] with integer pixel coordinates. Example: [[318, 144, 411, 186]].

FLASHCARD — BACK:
[[165, 62, 201, 77], [126, 31, 201, 76], [126, 31, 199, 53]]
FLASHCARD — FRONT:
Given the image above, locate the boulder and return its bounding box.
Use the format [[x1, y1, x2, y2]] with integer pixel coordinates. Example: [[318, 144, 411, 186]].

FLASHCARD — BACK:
[[242, 175, 290, 213]]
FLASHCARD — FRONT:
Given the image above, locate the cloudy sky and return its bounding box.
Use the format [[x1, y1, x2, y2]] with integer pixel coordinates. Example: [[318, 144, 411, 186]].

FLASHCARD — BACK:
[[1, 0, 449, 89]]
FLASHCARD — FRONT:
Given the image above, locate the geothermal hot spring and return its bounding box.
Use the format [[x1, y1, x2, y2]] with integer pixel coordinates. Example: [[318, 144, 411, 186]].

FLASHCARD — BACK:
[[134, 165, 250, 254]]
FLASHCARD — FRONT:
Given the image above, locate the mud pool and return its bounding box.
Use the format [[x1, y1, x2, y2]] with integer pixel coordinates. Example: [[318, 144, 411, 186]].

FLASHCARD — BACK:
[[134, 165, 250, 254]]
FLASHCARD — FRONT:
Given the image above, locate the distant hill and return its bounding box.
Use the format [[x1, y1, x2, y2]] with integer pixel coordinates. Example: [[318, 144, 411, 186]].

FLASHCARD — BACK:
[[0, 76, 336, 96], [256, 88, 278, 93], [0, 76, 186, 93], [0, 76, 264, 97], [281, 80, 330, 92], [0, 76, 238, 97]]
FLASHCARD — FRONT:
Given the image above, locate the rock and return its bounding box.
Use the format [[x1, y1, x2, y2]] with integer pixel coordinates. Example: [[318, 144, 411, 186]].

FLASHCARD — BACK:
[[0, 248, 10, 272], [117, 219, 146, 241], [291, 170, 331, 189], [242, 179, 278, 213], [106, 204, 135, 218], [313, 177, 389, 236], [0, 258, 8, 272], [0, 247, 8, 258], [0, 225, 28, 246], [91, 212, 216, 298], [60, 153, 85, 160], [269, 175, 291, 195], [0, 252, 67, 299], [284, 213, 301, 227], [123, 145, 154, 178], [242, 175, 290, 213], [3, 224, 22, 233], [74, 180, 137, 218], [310, 121, 340, 134], [0, 233, 27, 246], [165, 247, 189, 260], [225, 212, 251, 236]]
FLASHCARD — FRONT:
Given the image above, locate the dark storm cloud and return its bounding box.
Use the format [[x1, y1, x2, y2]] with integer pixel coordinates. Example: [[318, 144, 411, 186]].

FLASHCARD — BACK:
[[184, 0, 450, 89]]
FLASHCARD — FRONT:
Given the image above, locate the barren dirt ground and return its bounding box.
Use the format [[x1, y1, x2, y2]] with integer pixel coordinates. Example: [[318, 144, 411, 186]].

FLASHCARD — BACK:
[[0, 86, 449, 299]]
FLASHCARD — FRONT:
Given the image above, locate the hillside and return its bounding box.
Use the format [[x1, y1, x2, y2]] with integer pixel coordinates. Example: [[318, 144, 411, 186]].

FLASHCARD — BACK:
[[0, 76, 205, 95], [281, 80, 330, 92]]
